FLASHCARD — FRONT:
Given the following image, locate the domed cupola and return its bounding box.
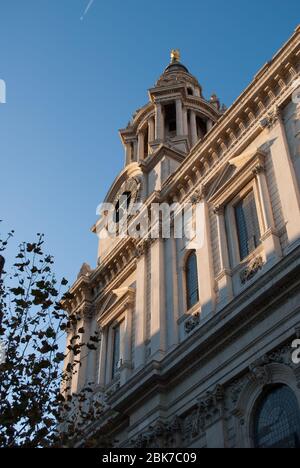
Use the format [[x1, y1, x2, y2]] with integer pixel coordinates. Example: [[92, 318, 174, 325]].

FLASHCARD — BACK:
[[119, 49, 223, 167], [155, 49, 203, 99]]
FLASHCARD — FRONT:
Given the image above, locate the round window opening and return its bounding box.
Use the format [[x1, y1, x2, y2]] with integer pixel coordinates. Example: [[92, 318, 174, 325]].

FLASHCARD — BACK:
[[253, 385, 300, 448]]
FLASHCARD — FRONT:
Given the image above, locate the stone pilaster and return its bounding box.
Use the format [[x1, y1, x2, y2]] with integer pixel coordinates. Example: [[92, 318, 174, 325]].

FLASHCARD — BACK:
[[214, 205, 233, 308], [268, 107, 300, 248], [150, 238, 167, 360], [134, 243, 148, 369], [98, 327, 108, 387], [253, 163, 282, 263], [195, 197, 216, 318]]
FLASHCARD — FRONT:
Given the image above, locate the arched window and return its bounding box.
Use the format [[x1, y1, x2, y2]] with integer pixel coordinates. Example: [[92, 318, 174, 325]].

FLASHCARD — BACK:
[[253, 385, 300, 448], [186, 252, 199, 310]]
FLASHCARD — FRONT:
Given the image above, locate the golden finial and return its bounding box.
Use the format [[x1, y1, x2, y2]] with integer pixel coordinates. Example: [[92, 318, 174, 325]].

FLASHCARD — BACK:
[[170, 49, 181, 64]]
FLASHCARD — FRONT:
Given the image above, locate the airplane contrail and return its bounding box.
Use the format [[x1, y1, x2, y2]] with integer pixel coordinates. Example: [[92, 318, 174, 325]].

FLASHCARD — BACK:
[[80, 0, 95, 20]]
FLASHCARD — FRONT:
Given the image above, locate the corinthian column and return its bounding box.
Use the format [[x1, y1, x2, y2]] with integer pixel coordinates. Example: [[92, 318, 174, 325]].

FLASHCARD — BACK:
[[155, 103, 164, 140], [148, 117, 155, 143]]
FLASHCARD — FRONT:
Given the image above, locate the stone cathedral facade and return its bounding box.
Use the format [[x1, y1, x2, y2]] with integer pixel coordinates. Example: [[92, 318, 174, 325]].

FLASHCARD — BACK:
[[64, 28, 300, 448]]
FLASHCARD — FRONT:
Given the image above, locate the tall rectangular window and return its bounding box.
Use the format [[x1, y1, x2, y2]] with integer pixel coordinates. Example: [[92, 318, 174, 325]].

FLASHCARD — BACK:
[[235, 191, 261, 261], [112, 325, 120, 380]]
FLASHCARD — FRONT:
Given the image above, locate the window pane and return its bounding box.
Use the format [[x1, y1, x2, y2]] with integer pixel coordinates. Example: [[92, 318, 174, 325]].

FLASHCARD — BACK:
[[186, 252, 199, 310], [112, 325, 120, 379], [254, 386, 300, 448], [235, 191, 261, 260]]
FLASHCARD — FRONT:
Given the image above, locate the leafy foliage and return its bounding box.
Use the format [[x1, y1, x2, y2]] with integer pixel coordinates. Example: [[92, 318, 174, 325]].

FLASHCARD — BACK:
[[0, 227, 104, 448]]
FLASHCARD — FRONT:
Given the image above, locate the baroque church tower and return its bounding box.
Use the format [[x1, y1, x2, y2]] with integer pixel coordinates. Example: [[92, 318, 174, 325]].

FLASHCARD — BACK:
[[65, 29, 300, 449]]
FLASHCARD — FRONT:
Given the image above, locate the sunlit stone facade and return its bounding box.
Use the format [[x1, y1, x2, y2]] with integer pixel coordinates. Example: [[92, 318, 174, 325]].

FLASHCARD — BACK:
[[64, 29, 300, 448]]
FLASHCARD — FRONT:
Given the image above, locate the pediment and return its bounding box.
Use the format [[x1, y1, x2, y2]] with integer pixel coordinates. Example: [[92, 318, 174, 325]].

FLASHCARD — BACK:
[[99, 286, 136, 318], [140, 144, 186, 173], [208, 148, 266, 198], [207, 163, 237, 199], [229, 148, 266, 169]]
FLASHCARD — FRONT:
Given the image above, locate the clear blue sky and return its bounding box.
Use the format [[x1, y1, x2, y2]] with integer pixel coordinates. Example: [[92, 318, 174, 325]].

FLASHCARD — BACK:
[[0, 0, 299, 284]]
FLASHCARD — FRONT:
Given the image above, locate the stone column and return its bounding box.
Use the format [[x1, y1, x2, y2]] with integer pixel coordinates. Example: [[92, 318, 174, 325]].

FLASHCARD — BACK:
[[125, 143, 132, 165], [190, 110, 198, 146], [133, 140, 138, 162], [207, 120, 214, 132], [268, 109, 300, 248], [176, 98, 184, 136], [150, 238, 167, 360], [195, 199, 216, 318], [183, 107, 188, 135], [214, 206, 233, 308], [138, 132, 145, 161], [155, 103, 164, 140], [134, 249, 147, 369], [148, 117, 155, 143], [253, 164, 282, 263], [98, 327, 108, 387]]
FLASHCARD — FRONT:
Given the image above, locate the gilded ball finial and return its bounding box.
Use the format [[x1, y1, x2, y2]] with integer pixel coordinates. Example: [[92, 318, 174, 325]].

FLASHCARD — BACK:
[[170, 49, 181, 64]]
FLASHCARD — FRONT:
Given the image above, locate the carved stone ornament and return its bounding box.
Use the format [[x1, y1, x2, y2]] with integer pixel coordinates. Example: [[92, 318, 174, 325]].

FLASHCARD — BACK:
[[182, 385, 225, 443], [240, 256, 264, 284], [190, 187, 206, 205], [248, 364, 271, 387], [77, 263, 93, 279], [260, 106, 280, 129], [198, 385, 225, 418], [213, 204, 224, 216], [185, 312, 200, 334], [228, 346, 293, 407]]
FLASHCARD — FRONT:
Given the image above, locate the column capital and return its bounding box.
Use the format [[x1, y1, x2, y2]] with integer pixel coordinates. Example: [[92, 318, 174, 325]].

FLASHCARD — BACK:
[[213, 204, 225, 216], [252, 163, 265, 176], [260, 106, 281, 129], [190, 186, 206, 204]]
